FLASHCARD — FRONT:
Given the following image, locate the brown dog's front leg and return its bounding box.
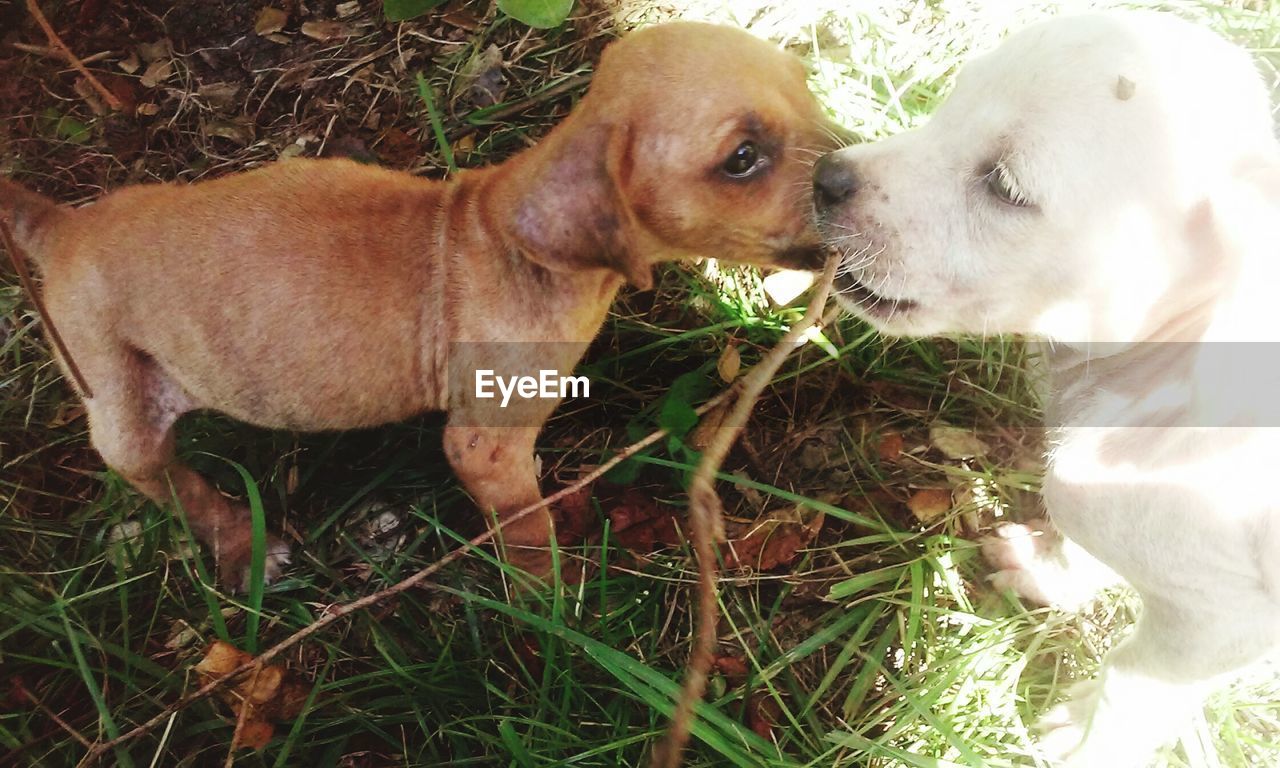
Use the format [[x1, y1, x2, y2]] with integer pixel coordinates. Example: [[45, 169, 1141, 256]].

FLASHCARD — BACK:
[[443, 424, 558, 580]]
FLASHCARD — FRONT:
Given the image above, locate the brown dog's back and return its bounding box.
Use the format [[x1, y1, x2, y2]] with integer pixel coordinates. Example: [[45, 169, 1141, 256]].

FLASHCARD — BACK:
[[12, 161, 450, 428]]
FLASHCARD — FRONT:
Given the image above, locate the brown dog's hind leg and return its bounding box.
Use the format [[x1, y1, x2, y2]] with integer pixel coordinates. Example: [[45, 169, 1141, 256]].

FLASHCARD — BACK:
[[82, 348, 289, 591], [443, 425, 561, 583]]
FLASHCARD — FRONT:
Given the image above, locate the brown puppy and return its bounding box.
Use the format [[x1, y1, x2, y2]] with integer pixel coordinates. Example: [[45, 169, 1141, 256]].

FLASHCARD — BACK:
[[1, 22, 836, 590]]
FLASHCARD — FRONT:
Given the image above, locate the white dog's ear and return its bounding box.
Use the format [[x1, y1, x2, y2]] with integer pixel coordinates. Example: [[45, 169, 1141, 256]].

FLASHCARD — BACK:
[[1178, 157, 1280, 340], [508, 121, 653, 290]]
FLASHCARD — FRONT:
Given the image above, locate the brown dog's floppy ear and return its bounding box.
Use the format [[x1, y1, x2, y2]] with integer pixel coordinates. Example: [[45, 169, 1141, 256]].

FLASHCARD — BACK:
[[508, 121, 653, 290]]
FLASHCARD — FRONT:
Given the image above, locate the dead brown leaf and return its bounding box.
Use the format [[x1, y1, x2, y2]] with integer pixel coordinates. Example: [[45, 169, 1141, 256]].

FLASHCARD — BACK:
[[117, 50, 140, 74], [746, 690, 780, 741], [723, 506, 824, 571], [197, 82, 241, 110], [254, 7, 289, 36], [139, 59, 174, 89], [204, 118, 254, 146], [876, 430, 904, 462], [716, 343, 741, 383], [907, 488, 952, 524], [609, 490, 682, 552], [687, 401, 730, 452], [928, 423, 989, 460], [301, 21, 353, 42], [441, 2, 484, 31], [712, 655, 749, 679], [556, 486, 597, 543], [194, 641, 309, 751], [375, 127, 420, 167], [456, 44, 506, 108], [136, 39, 170, 63]]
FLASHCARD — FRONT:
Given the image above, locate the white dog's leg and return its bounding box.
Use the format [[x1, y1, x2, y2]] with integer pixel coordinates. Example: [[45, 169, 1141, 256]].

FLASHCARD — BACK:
[[1040, 596, 1280, 767], [983, 520, 1123, 610]]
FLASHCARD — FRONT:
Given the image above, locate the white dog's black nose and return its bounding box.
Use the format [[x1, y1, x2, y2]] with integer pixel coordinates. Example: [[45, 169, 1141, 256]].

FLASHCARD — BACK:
[[813, 153, 860, 209]]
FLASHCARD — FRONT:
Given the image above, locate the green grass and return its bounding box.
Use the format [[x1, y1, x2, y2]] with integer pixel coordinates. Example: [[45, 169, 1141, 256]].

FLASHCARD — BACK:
[[3, 1, 1280, 766]]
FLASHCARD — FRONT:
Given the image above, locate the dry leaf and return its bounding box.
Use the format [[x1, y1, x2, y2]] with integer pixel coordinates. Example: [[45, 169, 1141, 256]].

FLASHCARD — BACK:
[[687, 401, 730, 452], [441, 4, 483, 31], [375, 126, 419, 167], [723, 506, 824, 571], [712, 655, 750, 679], [336, 1, 362, 18], [237, 720, 276, 751], [301, 21, 353, 41], [456, 44, 506, 108], [136, 103, 160, 116], [928, 423, 989, 460], [198, 82, 242, 109], [204, 118, 254, 145], [876, 431, 904, 462], [907, 488, 951, 524], [747, 690, 781, 740], [47, 401, 85, 428], [137, 39, 170, 63], [275, 63, 316, 91], [254, 7, 288, 36], [139, 59, 174, 89], [716, 343, 741, 383], [556, 486, 598, 543], [195, 641, 309, 751], [117, 50, 140, 74], [609, 491, 681, 552]]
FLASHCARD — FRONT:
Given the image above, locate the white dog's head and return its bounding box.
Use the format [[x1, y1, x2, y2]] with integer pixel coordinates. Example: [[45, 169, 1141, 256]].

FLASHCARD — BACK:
[[814, 12, 1278, 344]]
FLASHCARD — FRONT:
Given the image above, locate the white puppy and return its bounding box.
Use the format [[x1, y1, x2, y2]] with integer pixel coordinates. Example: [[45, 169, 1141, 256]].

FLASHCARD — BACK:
[[814, 11, 1280, 767]]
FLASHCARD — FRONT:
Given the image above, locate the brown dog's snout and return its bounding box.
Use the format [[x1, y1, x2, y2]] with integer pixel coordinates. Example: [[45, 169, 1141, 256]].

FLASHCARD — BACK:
[[813, 152, 862, 210]]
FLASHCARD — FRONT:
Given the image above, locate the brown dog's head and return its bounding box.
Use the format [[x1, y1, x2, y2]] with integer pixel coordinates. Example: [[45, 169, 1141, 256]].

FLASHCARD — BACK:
[[507, 22, 840, 290]]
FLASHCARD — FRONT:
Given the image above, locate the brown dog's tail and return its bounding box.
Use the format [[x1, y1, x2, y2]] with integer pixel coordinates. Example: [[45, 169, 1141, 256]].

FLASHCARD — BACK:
[[0, 178, 63, 265]]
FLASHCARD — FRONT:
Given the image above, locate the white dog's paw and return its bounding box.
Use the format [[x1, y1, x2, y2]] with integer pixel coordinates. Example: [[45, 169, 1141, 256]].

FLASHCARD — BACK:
[[982, 522, 1084, 608], [1036, 677, 1177, 768], [1033, 681, 1099, 765]]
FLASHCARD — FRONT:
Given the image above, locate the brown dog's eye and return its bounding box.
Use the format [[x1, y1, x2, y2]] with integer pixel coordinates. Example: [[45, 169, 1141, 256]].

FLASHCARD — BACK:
[[722, 141, 763, 178]]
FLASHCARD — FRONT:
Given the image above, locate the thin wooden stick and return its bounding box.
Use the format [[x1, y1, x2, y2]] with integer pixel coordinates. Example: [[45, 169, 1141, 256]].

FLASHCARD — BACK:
[[79, 385, 741, 764], [24, 0, 123, 112], [651, 253, 839, 768], [0, 215, 94, 398], [11, 680, 94, 750]]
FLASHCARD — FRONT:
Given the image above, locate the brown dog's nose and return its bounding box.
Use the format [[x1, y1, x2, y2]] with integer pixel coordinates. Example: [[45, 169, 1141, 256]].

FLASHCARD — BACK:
[[813, 153, 860, 209]]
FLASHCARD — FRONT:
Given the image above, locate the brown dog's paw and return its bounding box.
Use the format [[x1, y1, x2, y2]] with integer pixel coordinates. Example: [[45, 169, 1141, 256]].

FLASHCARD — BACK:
[[216, 535, 292, 593]]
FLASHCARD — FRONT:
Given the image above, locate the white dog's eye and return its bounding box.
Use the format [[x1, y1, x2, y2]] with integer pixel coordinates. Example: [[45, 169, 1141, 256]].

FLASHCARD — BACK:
[[986, 161, 1032, 208]]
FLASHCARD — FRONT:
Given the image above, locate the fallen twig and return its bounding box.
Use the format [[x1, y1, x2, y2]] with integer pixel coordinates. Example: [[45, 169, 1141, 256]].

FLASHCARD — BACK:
[[651, 253, 840, 768], [79, 383, 742, 764], [9, 42, 115, 65], [11, 679, 93, 750], [23, 0, 123, 112]]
